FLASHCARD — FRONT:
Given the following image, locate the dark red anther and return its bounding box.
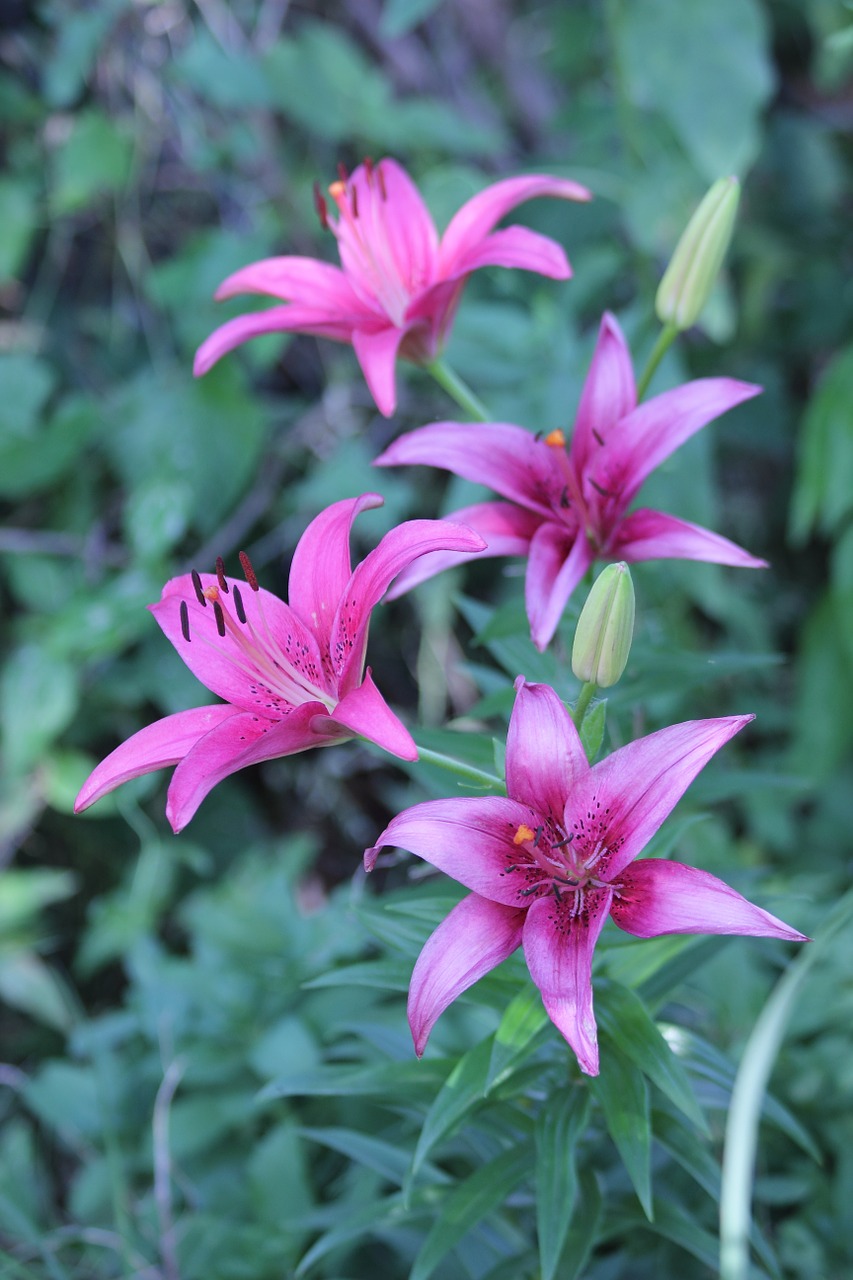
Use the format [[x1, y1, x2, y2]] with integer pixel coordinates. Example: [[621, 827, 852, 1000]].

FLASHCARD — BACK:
[[376, 161, 387, 200], [592, 428, 605, 447], [180, 600, 191, 642], [350, 183, 358, 218], [589, 478, 614, 498], [191, 570, 207, 607], [364, 155, 374, 183], [337, 162, 348, 183], [213, 600, 226, 637], [313, 182, 329, 230], [215, 556, 229, 593], [239, 551, 259, 591], [233, 584, 247, 624]]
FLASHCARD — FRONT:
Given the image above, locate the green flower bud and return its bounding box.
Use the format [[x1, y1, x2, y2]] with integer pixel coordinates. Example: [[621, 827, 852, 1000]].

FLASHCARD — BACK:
[[572, 562, 635, 689], [656, 176, 740, 331]]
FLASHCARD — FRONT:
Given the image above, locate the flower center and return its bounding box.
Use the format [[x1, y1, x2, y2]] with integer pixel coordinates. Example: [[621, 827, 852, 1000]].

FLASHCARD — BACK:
[[180, 554, 336, 715], [504, 804, 621, 915], [325, 160, 415, 327], [544, 428, 619, 554]]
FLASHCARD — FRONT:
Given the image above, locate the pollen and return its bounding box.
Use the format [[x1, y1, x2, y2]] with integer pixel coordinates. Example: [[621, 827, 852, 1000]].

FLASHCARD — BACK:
[[513, 824, 536, 846], [203, 585, 220, 603], [329, 180, 346, 201], [544, 429, 566, 448]]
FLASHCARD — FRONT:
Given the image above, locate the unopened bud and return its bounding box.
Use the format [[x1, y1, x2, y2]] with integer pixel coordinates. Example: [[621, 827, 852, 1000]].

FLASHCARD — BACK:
[[572, 562, 635, 688], [656, 176, 740, 331]]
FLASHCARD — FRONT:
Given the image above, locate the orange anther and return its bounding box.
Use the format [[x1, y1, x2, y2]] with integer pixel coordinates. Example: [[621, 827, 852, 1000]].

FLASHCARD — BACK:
[[544, 429, 566, 448], [513, 824, 536, 846]]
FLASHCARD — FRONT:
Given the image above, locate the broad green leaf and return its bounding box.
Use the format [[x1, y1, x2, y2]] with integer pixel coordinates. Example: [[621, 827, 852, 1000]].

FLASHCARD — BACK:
[[535, 1088, 590, 1280], [50, 109, 133, 215], [409, 1143, 533, 1280], [486, 983, 550, 1090], [0, 645, 79, 775], [295, 1191, 425, 1277], [790, 345, 853, 542], [591, 1033, 652, 1218], [0, 869, 76, 937], [0, 353, 55, 440], [410, 1034, 492, 1177], [0, 952, 76, 1032], [0, 178, 39, 282], [596, 979, 707, 1133], [24, 1062, 103, 1142], [248, 1123, 313, 1229]]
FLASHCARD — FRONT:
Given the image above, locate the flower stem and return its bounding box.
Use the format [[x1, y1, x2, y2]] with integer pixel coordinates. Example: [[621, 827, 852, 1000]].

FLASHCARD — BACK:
[[635, 322, 678, 402], [415, 744, 504, 790], [572, 681, 597, 728], [425, 357, 492, 422]]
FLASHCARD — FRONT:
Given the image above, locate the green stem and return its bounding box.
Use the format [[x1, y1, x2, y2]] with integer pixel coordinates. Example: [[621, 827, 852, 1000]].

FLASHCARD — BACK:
[[635, 322, 678, 402], [425, 357, 492, 422], [572, 681, 597, 729], [415, 745, 504, 790], [719, 889, 853, 1280]]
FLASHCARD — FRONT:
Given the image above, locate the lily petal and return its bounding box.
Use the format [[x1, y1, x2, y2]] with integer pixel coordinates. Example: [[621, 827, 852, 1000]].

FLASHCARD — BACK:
[[569, 312, 636, 477], [193, 304, 365, 376], [74, 705, 238, 813], [408, 893, 526, 1056], [614, 508, 768, 568], [287, 493, 384, 652], [351, 326, 408, 417], [523, 888, 614, 1076], [364, 796, 543, 905], [443, 225, 572, 280], [595, 378, 761, 507], [612, 859, 807, 942], [572, 716, 753, 881], [376, 422, 558, 518], [439, 174, 591, 277], [334, 518, 486, 689], [526, 522, 593, 651], [213, 255, 377, 314], [506, 679, 588, 821], [337, 159, 439, 303], [165, 702, 339, 832], [152, 575, 331, 711], [382, 501, 541, 602], [319, 668, 417, 761]]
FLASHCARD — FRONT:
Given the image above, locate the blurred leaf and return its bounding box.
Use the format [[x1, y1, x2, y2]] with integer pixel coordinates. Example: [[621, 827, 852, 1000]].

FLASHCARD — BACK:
[[42, 1, 122, 107], [248, 1013, 321, 1080], [25, 1062, 102, 1142], [50, 109, 133, 215], [124, 475, 193, 561], [0, 353, 55, 440], [789, 344, 853, 543], [380, 0, 446, 38], [0, 1120, 48, 1242], [411, 1034, 492, 1177], [579, 697, 607, 761], [610, 0, 774, 180], [1, 645, 79, 775], [0, 392, 97, 499], [409, 1143, 533, 1280], [0, 178, 39, 281], [0, 869, 76, 937], [249, 1122, 313, 1230], [591, 1033, 652, 1218], [171, 29, 276, 109], [535, 1088, 590, 1280], [300, 1125, 425, 1185], [0, 951, 76, 1032], [486, 982, 550, 1090], [260, 1057, 451, 1101]]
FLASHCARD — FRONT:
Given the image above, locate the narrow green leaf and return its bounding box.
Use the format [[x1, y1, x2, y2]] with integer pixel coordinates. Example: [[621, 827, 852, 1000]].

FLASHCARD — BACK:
[[535, 1088, 590, 1280], [596, 978, 707, 1133], [591, 1033, 652, 1218], [299, 1126, 432, 1186], [411, 1035, 491, 1177], [578, 697, 607, 762], [410, 1143, 533, 1280], [259, 1057, 451, 1102], [486, 983, 550, 1090], [554, 1167, 602, 1280], [301, 957, 412, 991]]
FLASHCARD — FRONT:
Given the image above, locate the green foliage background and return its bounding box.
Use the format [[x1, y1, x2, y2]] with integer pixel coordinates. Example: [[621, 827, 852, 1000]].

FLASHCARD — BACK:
[[1, 1, 851, 1277]]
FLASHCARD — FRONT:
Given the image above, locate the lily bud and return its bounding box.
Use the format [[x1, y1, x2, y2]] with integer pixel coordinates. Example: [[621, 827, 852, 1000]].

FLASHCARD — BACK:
[[656, 176, 740, 331], [572, 562, 635, 689]]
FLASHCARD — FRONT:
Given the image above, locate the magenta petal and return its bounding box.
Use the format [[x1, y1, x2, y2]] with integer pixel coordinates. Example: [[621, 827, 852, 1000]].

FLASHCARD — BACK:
[[320, 669, 417, 761], [334, 517, 486, 688], [439, 174, 591, 276], [525, 523, 592, 651], [575, 716, 754, 881], [612, 859, 807, 942], [287, 493, 384, 651], [214, 255, 376, 314], [506, 680, 588, 821], [365, 797, 544, 906], [523, 889, 613, 1076], [74, 705, 239, 812], [598, 378, 762, 505], [382, 501, 541, 602], [152, 575, 330, 710], [569, 313, 636, 477], [338, 159, 439, 303], [614, 508, 768, 568], [193, 305, 360, 376], [165, 703, 337, 832], [445, 226, 572, 280], [376, 422, 558, 517], [408, 894, 526, 1055], [351, 326, 408, 417]]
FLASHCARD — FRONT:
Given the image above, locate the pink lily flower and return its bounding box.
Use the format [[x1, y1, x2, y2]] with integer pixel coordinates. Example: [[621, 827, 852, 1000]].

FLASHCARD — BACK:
[[366, 678, 805, 1076], [193, 157, 590, 417], [75, 495, 485, 833], [376, 312, 767, 649]]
